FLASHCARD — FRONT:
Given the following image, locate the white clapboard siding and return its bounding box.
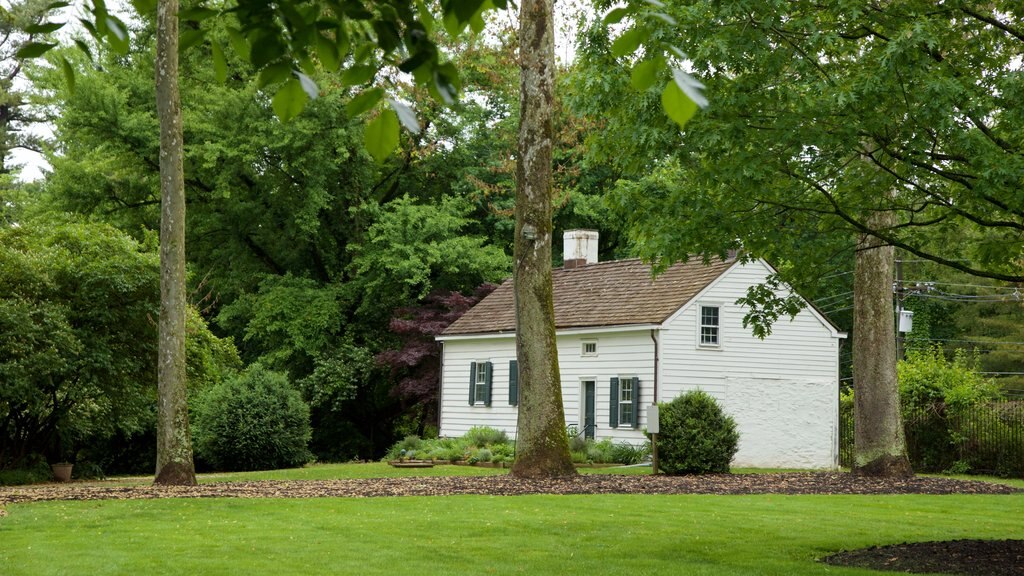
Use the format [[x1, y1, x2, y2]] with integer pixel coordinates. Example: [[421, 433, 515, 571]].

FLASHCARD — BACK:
[[439, 331, 654, 444], [659, 260, 840, 468], [438, 259, 842, 469]]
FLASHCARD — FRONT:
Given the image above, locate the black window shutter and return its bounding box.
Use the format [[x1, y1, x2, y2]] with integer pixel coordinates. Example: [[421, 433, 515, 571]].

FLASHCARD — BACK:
[[632, 378, 641, 429], [484, 362, 493, 407], [509, 360, 518, 406], [469, 362, 477, 406], [609, 377, 619, 428]]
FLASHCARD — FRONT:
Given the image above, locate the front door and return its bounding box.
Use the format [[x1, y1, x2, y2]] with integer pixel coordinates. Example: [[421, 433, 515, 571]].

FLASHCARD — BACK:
[[583, 380, 596, 439]]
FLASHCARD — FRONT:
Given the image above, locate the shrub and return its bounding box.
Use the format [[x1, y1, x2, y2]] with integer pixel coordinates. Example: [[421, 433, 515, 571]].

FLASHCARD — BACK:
[[490, 443, 515, 463], [568, 431, 588, 453], [192, 364, 313, 471], [611, 441, 650, 465], [0, 457, 52, 486], [657, 391, 739, 474], [463, 426, 509, 448], [899, 347, 1001, 413], [587, 438, 616, 463]]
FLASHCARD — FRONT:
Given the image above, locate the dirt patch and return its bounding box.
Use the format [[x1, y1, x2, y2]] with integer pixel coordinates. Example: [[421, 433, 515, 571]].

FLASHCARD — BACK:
[[824, 539, 1024, 575]]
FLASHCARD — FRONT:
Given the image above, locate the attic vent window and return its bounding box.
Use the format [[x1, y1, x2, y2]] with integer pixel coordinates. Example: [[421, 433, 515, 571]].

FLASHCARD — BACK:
[[582, 341, 598, 356]]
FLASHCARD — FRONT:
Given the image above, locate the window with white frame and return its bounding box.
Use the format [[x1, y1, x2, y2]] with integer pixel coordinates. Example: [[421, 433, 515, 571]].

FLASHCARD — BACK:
[[468, 361, 493, 406], [609, 377, 640, 429], [475, 362, 488, 402], [699, 305, 720, 346], [619, 378, 633, 425], [581, 340, 598, 356]]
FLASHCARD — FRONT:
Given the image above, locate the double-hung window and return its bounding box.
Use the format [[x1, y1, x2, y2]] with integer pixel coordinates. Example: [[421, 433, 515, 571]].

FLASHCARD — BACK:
[[468, 361, 493, 406], [609, 377, 640, 429], [699, 305, 721, 347]]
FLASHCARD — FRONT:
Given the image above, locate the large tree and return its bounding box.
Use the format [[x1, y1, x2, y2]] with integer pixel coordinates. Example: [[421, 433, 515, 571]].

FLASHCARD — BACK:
[[569, 0, 1022, 475], [151, 0, 196, 485], [508, 0, 575, 477]]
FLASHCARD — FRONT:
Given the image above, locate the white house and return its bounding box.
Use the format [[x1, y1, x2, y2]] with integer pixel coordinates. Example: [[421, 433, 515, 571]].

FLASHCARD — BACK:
[[436, 230, 846, 469]]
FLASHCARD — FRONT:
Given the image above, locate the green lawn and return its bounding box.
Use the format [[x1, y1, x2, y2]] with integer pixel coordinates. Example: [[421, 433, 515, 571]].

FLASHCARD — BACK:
[[2, 477, 1022, 575], [4, 464, 1020, 575]]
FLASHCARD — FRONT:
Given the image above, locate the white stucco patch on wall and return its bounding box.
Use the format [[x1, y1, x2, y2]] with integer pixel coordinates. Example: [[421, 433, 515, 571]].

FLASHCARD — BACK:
[[724, 377, 837, 469]]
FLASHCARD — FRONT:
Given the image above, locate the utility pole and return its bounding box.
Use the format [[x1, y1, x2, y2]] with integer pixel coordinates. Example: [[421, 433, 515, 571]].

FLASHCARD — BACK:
[[895, 255, 905, 361]]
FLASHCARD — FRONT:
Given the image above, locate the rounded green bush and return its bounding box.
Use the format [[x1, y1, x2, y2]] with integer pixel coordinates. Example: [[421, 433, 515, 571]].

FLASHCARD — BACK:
[[657, 390, 739, 474], [192, 364, 313, 471]]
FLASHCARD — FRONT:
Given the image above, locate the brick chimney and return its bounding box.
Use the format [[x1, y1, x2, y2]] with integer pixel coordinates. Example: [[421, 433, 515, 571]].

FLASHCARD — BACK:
[[563, 230, 599, 269]]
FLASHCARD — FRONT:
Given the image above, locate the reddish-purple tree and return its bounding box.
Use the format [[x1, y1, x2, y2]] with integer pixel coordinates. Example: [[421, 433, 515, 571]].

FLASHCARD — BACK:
[[377, 284, 497, 434]]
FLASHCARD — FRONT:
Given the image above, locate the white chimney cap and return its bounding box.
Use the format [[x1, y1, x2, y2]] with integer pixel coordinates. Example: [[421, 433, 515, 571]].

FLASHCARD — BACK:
[[563, 230, 599, 267]]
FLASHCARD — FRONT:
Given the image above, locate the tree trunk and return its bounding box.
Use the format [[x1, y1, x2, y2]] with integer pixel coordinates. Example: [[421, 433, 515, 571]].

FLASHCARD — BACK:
[[153, 0, 196, 486], [508, 0, 575, 479], [852, 208, 912, 477]]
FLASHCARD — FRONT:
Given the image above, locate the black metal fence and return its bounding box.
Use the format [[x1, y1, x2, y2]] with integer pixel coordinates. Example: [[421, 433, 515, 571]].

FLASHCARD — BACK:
[[839, 401, 1024, 477]]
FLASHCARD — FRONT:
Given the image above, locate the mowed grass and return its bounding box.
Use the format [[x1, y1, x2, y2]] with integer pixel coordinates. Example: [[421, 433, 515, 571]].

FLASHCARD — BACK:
[[2, 490, 1021, 575]]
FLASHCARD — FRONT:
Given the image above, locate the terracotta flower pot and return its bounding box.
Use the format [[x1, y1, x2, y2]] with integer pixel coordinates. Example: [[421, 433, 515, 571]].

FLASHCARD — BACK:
[[51, 463, 73, 482]]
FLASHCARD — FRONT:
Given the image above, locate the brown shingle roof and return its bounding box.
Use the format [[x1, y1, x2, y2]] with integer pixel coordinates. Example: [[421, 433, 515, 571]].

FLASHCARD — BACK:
[[443, 257, 736, 336]]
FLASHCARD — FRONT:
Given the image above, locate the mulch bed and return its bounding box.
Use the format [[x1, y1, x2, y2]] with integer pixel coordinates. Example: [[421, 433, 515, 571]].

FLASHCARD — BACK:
[[823, 539, 1024, 576], [1, 472, 1020, 575]]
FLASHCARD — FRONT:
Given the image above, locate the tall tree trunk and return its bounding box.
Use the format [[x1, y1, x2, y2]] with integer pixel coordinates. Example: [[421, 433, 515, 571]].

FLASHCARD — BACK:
[[508, 0, 575, 479], [852, 208, 912, 477], [154, 0, 196, 486]]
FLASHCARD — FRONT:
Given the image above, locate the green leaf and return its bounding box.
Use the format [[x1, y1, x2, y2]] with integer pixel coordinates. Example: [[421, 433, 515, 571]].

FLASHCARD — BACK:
[[372, 21, 401, 52], [271, 78, 308, 122], [647, 11, 677, 26], [443, 12, 466, 38], [398, 49, 432, 73], [671, 68, 708, 108], [211, 41, 227, 83], [341, 64, 375, 87], [453, 0, 485, 23], [388, 98, 419, 134], [73, 39, 93, 61], [226, 28, 250, 61], [15, 42, 57, 59], [250, 32, 285, 68], [603, 7, 631, 25], [433, 64, 459, 104], [104, 15, 130, 55], [661, 80, 698, 129], [257, 62, 292, 88], [179, 29, 206, 54], [46, 1, 71, 9], [60, 56, 76, 93], [346, 87, 384, 117], [365, 109, 399, 163], [129, 0, 155, 14], [416, 0, 435, 35], [611, 27, 648, 58], [24, 22, 65, 34], [296, 72, 319, 100], [631, 57, 663, 91], [316, 33, 340, 71], [179, 7, 218, 21]]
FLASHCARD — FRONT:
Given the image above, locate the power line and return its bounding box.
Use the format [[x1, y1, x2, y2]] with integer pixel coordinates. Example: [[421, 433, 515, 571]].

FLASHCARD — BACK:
[[904, 280, 1023, 292], [906, 338, 1024, 346]]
